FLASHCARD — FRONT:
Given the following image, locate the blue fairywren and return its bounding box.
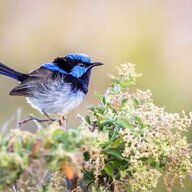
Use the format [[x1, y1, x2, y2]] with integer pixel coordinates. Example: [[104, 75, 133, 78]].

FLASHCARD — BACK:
[[0, 53, 103, 121]]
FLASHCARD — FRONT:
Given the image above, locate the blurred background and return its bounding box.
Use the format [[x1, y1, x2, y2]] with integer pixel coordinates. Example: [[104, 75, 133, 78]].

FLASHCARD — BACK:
[[0, 1, 192, 191]]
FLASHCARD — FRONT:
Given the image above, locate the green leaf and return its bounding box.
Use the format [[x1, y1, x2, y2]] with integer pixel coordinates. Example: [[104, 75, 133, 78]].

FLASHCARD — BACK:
[[100, 140, 113, 149], [105, 148, 125, 161], [112, 79, 120, 84], [14, 138, 23, 154], [85, 115, 91, 124], [52, 129, 65, 141], [102, 136, 122, 151], [102, 95, 106, 105], [95, 92, 106, 105], [103, 163, 114, 177], [120, 79, 135, 87], [111, 136, 124, 148], [96, 106, 105, 114], [133, 98, 140, 106], [102, 120, 115, 126], [150, 159, 160, 168], [95, 92, 103, 103], [134, 116, 144, 128], [117, 118, 132, 129], [121, 98, 128, 105], [88, 105, 95, 112]]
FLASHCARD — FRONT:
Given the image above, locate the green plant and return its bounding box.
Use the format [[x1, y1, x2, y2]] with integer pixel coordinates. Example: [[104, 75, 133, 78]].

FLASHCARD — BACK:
[[83, 64, 192, 192], [0, 64, 192, 192]]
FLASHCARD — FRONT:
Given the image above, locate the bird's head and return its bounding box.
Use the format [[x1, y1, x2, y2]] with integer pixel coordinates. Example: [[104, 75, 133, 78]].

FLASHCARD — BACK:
[[41, 53, 103, 78]]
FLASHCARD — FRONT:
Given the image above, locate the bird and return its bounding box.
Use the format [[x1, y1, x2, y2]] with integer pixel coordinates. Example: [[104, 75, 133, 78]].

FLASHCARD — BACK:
[[0, 53, 103, 124]]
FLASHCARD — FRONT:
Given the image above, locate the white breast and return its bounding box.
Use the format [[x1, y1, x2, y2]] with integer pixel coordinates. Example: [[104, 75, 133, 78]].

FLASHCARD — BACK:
[[26, 83, 86, 115]]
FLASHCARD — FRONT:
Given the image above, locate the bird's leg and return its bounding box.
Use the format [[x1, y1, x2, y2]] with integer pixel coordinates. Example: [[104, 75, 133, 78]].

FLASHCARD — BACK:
[[58, 115, 67, 128]]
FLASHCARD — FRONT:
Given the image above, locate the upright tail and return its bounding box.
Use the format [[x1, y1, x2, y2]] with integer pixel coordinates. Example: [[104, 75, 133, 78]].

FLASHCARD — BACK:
[[0, 62, 28, 82]]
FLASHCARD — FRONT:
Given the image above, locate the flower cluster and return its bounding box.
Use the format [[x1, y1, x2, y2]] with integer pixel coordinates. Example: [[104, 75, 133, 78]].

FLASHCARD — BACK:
[[0, 63, 191, 192], [85, 64, 192, 191]]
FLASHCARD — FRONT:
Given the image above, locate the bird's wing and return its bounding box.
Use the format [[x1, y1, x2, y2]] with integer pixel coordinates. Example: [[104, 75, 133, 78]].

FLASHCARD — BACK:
[[9, 67, 54, 96]]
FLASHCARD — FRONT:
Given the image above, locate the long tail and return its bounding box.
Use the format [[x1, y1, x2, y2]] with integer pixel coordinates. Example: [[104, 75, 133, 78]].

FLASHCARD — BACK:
[[0, 62, 28, 82]]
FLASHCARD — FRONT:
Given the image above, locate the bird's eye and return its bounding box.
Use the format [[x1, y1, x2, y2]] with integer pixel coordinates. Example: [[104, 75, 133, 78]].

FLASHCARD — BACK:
[[78, 63, 84, 67]]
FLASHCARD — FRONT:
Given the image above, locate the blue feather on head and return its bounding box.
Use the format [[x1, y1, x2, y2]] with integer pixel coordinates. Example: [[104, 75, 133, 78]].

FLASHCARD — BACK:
[[65, 53, 91, 63]]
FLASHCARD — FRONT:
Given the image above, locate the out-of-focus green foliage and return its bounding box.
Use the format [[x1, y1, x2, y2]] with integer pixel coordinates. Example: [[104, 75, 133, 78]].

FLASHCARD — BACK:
[[0, 64, 192, 192], [0, 125, 100, 191]]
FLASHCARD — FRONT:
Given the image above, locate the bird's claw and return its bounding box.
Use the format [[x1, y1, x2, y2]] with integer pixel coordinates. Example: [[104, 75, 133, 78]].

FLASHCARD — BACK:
[[59, 116, 67, 128]]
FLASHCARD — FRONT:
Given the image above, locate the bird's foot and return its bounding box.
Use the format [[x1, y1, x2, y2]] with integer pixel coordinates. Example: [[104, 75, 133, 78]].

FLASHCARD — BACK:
[[58, 116, 67, 128], [18, 115, 55, 127]]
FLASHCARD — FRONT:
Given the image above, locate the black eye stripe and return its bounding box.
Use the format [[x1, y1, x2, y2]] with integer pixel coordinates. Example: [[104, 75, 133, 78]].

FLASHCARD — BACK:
[[52, 56, 90, 73], [53, 57, 73, 73]]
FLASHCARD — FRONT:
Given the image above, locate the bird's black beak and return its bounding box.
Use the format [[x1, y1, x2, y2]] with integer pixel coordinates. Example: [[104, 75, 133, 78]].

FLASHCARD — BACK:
[[90, 62, 104, 68]]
